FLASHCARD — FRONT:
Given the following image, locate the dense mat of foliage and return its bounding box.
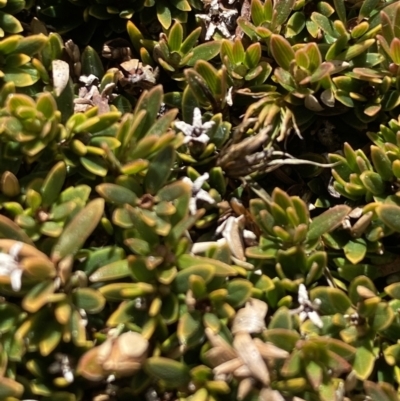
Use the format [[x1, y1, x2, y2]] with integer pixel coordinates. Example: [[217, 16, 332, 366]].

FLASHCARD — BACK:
[[2, 0, 400, 400]]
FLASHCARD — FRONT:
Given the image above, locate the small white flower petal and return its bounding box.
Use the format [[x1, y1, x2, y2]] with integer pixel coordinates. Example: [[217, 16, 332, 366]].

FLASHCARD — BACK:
[[0, 256, 16, 275], [192, 107, 203, 127], [308, 310, 323, 328], [64, 370, 74, 383], [193, 133, 210, 144], [189, 198, 198, 215], [202, 121, 215, 130], [197, 14, 211, 22], [196, 189, 216, 205], [226, 87, 233, 106], [217, 22, 233, 39], [298, 284, 309, 305], [175, 121, 194, 136], [205, 23, 217, 40], [181, 177, 193, 187], [243, 229, 257, 240], [299, 310, 307, 323], [10, 268, 23, 291], [9, 241, 23, 259], [192, 173, 209, 193]]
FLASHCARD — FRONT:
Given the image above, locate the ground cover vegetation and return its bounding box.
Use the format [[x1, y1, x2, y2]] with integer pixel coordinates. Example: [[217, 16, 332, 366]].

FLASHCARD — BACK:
[[1, 0, 400, 400]]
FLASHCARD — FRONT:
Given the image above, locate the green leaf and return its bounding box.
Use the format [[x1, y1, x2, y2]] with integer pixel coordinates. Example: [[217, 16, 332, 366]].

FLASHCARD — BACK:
[[39, 320, 63, 356], [226, 279, 252, 308], [144, 357, 191, 387], [2, 64, 40, 87], [377, 204, 400, 232], [353, 340, 375, 380], [160, 293, 179, 324], [385, 282, 400, 299], [168, 22, 183, 52], [286, 12, 306, 37], [187, 41, 221, 66], [264, 328, 300, 352], [244, 43, 262, 69], [81, 46, 104, 79], [74, 111, 121, 134], [157, 180, 191, 202], [127, 21, 144, 54], [174, 265, 215, 293], [335, 39, 375, 61], [72, 288, 106, 313], [147, 108, 178, 137], [359, 0, 380, 20], [22, 280, 55, 313], [144, 145, 175, 195], [51, 198, 104, 262], [133, 85, 164, 140], [14, 34, 47, 56], [360, 171, 385, 195], [270, 34, 295, 70], [268, 307, 292, 330], [41, 161, 66, 208], [312, 337, 356, 360], [100, 282, 155, 301], [307, 205, 351, 241], [177, 310, 204, 348], [0, 11, 22, 34], [310, 287, 351, 314], [390, 38, 400, 64], [333, 0, 346, 22], [0, 214, 34, 244], [371, 302, 394, 331], [80, 155, 108, 177], [272, 0, 296, 28], [311, 12, 337, 38], [156, 0, 172, 29], [184, 69, 213, 107], [251, 0, 266, 26], [306, 360, 323, 390], [89, 259, 130, 282], [0, 377, 23, 398], [180, 27, 201, 55], [96, 183, 138, 205], [344, 238, 367, 264]]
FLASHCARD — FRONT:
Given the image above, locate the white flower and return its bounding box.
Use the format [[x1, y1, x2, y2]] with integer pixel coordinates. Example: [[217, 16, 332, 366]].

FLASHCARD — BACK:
[[291, 284, 323, 329], [182, 173, 216, 215], [49, 353, 74, 383], [198, 0, 238, 40], [174, 108, 214, 145], [0, 242, 23, 291]]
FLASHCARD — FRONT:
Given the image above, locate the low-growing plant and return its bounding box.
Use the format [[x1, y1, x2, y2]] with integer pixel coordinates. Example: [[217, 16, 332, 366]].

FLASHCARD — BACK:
[[1, 0, 400, 400]]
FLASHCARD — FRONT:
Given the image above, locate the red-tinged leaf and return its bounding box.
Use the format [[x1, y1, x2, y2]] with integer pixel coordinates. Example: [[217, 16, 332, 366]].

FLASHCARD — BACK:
[[364, 381, 392, 401], [270, 34, 295, 70], [306, 42, 322, 71], [245, 43, 261, 69], [390, 37, 400, 64], [307, 205, 351, 241], [251, 0, 266, 26], [232, 39, 245, 64], [307, 62, 334, 83]]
